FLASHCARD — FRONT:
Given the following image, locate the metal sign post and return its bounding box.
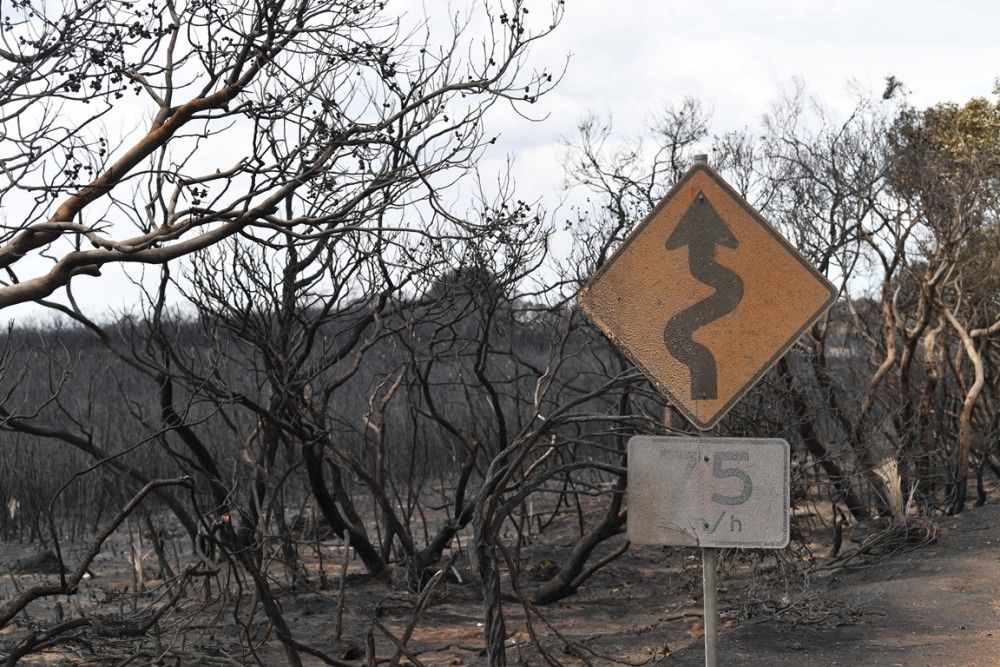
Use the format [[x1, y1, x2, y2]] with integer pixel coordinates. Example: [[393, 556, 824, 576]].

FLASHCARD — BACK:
[[628, 436, 790, 664], [579, 154, 829, 665], [696, 155, 719, 667], [700, 421, 718, 667], [702, 546, 719, 667]]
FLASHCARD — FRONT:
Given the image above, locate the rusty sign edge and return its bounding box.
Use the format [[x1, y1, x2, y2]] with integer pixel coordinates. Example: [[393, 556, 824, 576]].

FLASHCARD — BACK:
[[577, 163, 839, 430]]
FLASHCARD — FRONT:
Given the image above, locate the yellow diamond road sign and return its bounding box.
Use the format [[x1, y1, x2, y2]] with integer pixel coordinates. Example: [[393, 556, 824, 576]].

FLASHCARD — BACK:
[[578, 162, 837, 430]]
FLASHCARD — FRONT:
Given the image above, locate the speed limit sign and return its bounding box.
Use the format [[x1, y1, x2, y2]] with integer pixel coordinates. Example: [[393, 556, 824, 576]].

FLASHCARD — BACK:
[[627, 436, 789, 549]]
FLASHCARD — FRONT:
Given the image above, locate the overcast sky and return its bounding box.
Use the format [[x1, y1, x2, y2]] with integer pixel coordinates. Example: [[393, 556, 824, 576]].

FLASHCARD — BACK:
[[9, 0, 1000, 323], [481, 0, 1000, 203]]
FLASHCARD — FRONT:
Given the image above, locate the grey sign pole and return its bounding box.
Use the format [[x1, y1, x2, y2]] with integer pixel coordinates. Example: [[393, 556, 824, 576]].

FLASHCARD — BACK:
[[629, 436, 790, 663], [702, 546, 719, 666], [594, 143, 806, 666], [698, 436, 719, 667], [691, 152, 719, 667]]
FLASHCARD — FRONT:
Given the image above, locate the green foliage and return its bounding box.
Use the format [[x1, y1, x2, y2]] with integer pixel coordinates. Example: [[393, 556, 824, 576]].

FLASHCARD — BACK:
[[889, 95, 1000, 232]]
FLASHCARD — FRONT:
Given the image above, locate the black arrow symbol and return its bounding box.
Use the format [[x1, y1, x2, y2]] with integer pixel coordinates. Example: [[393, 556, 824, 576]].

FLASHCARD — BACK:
[[663, 192, 744, 400]]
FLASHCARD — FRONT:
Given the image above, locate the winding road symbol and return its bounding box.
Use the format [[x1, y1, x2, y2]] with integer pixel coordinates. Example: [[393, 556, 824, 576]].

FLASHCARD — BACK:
[[663, 193, 744, 400], [576, 162, 838, 430]]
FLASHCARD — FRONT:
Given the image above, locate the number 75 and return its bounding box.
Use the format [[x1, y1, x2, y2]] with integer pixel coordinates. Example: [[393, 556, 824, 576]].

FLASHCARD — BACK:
[[660, 450, 753, 506]]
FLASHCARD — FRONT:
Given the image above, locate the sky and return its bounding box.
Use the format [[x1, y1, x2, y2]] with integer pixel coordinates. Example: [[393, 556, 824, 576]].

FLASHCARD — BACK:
[[478, 0, 1000, 204], [7, 0, 1000, 324]]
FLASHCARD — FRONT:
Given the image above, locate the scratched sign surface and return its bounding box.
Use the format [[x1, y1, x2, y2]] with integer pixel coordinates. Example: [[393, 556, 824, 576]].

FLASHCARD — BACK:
[[627, 436, 789, 548], [577, 163, 836, 429]]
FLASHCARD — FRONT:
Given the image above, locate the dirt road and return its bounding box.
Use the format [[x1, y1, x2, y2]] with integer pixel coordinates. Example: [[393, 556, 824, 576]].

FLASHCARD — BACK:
[[661, 501, 1000, 666]]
